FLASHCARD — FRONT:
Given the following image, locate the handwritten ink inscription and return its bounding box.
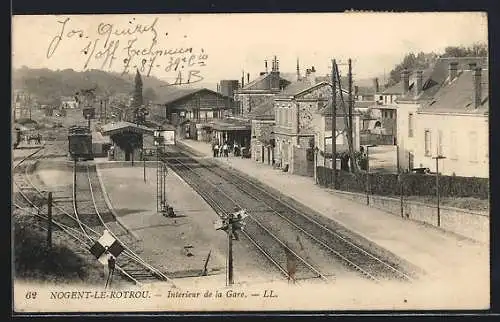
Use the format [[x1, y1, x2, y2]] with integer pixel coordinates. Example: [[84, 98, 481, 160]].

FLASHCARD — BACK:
[[46, 17, 208, 85]]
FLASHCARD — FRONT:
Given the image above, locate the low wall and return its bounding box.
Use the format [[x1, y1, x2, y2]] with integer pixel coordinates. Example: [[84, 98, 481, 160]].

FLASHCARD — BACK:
[[95, 161, 158, 169], [329, 189, 489, 244]]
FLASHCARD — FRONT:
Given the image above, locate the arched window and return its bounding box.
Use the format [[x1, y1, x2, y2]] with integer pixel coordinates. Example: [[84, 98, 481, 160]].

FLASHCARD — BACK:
[[374, 121, 382, 128]]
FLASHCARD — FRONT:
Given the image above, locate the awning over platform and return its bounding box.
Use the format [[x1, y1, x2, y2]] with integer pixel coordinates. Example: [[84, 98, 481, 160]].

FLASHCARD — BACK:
[[209, 118, 251, 131], [100, 121, 156, 136], [92, 131, 112, 144]]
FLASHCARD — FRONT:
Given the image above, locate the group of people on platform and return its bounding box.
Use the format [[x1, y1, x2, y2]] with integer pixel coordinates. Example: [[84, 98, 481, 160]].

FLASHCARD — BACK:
[[15, 129, 42, 147], [211, 141, 242, 158]]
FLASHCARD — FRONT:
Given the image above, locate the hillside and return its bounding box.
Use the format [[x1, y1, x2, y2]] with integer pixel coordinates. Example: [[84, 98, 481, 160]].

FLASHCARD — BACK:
[[12, 67, 173, 104]]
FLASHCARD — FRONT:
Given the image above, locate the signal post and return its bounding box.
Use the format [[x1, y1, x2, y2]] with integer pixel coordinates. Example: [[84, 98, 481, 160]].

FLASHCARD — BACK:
[[215, 209, 248, 286]]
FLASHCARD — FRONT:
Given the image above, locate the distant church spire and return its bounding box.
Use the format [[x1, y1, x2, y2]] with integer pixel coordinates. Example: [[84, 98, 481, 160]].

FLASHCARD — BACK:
[[296, 58, 301, 81]]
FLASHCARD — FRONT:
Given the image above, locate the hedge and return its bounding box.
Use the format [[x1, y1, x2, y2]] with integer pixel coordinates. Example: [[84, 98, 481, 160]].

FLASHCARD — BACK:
[[316, 166, 489, 199]]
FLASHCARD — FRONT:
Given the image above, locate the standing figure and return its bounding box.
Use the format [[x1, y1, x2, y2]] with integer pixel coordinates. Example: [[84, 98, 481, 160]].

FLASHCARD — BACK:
[[213, 143, 219, 157], [223, 142, 228, 157], [234, 142, 240, 157]]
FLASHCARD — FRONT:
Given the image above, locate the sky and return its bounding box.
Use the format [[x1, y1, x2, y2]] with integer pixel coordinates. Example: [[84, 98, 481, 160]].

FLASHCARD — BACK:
[[12, 12, 488, 90]]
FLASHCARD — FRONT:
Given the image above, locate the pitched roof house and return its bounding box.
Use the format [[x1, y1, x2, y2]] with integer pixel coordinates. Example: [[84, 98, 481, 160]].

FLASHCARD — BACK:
[[413, 65, 488, 178]]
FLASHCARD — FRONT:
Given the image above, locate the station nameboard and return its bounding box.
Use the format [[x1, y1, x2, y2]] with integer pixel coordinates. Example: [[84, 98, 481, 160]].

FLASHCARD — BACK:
[[154, 130, 176, 145]]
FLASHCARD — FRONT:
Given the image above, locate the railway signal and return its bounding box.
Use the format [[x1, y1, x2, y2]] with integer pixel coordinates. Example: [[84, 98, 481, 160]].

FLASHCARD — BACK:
[[154, 129, 176, 217], [214, 209, 249, 286], [89, 230, 124, 289], [154, 129, 168, 216], [89, 230, 124, 264]]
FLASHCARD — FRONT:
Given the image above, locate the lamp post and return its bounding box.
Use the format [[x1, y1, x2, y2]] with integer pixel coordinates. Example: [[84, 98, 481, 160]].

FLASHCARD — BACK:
[[397, 145, 404, 218], [314, 146, 319, 184], [365, 144, 376, 205], [432, 155, 446, 227]]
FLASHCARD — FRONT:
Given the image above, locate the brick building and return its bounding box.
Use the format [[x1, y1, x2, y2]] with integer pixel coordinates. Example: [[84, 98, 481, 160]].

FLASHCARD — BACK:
[[273, 80, 332, 176]]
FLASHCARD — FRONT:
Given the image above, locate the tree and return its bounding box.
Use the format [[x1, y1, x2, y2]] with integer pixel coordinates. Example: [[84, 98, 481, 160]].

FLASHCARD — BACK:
[[132, 69, 147, 124], [143, 87, 157, 105], [386, 52, 436, 87], [441, 43, 488, 58], [132, 69, 143, 108], [385, 43, 487, 87]]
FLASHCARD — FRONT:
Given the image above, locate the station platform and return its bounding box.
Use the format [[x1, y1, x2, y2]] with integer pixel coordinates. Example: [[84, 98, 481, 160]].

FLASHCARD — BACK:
[[95, 162, 279, 284], [176, 139, 489, 294]]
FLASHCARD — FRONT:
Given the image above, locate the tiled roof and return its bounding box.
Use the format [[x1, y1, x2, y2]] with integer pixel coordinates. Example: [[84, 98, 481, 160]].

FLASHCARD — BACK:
[[317, 94, 362, 116], [417, 56, 488, 101], [154, 87, 233, 106], [242, 74, 268, 90], [355, 101, 376, 109], [356, 86, 376, 95], [100, 121, 155, 135], [418, 69, 489, 115], [248, 100, 274, 120], [240, 72, 291, 91], [386, 56, 488, 100], [154, 88, 204, 105], [277, 80, 319, 96]]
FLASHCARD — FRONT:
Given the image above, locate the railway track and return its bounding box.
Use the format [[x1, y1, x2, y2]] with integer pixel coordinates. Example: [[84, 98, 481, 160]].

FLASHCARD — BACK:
[[13, 147, 175, 287], [164, 148, 414, 283], [164, 154, 330, 283]]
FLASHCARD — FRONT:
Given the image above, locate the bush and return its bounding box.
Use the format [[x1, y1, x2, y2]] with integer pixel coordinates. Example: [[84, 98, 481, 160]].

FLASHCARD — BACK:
[[316, 166, 489, 199], [13, 216, 100, 283]]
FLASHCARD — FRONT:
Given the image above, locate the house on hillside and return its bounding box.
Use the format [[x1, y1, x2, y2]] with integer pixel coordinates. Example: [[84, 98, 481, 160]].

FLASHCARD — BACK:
[[151, 87, 236, 140], [395, 56, 488, 171], [413, 65, 488, 178], [61, 96, 78, 109]]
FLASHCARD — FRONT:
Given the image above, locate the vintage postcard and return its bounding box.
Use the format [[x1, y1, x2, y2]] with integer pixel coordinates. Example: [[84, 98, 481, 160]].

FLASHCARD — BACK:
[[12, 12, 489, 313]]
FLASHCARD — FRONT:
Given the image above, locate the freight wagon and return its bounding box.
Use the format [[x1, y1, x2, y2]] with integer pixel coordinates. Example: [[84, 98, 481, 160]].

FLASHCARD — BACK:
[[68, 125, 93, 161]]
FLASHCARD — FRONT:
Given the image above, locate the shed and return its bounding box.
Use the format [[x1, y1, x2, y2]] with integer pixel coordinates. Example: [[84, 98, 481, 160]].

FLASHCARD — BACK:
[[100, 121, 155, 161]]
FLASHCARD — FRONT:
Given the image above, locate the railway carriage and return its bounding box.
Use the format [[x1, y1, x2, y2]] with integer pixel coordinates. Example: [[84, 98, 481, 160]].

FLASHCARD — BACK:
[[68, 125, 93, 161]]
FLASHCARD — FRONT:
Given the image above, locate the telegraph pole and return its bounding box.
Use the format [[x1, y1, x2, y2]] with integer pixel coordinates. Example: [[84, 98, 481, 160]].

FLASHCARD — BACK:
[[227, 217, 234, 286], [333, 59, 357, 173], [433, 155, 446, 227], [215, 209, 248, 286], [331, 59, 337, 189], [47, 192, 53, 249], [155, 129, 166, 214], [347, 59, 355, 172]]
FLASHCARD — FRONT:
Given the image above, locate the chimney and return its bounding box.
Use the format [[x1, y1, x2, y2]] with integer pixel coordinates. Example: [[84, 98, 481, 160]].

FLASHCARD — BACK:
[[241, 71, 245, 88], [307, 66, 316, 85], [401, 69, 410, 95], [247, 73, 250, 84], [473, 67, 482, 108], [448, 62, 458, 81], [270, 56, 280, 90], [415, 70, 423, 96], [373, 78, 379, 93], [265, 60, 268, 73]]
